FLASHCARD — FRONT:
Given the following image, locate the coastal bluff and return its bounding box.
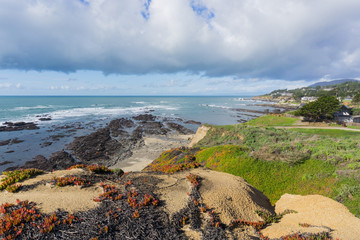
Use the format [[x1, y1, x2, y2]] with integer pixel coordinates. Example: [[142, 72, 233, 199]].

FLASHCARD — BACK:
[[1, 166, 359, 239]]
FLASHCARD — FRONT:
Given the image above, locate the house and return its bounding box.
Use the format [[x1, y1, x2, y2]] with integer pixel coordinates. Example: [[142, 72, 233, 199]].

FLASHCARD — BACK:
[[281, 92, 293, 97], [334, 105, 353, 122], [301, 96, 317, 102], [352, 116, 360, 123]]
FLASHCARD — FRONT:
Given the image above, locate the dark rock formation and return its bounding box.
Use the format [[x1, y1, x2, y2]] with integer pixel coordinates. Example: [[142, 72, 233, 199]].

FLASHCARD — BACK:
[[184, 120, 202, 125], [66, 128, 128, 166], [166, 122, 194, 134], [39, 117, 52, 121], [0, 161, 13, 166], [0, 139, 11, 146], [0, 122, 39, 132], [22, 151, 78, 171], [133, 114, 156, 122]]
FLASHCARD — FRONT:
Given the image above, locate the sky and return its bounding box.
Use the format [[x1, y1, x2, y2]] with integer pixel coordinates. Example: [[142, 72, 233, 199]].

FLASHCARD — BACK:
[[0, 0, 360, 96]]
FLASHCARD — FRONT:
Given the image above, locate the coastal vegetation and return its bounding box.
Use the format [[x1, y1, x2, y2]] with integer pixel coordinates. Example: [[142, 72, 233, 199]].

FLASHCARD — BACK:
[[265, 80, 360, 102], [149, 114, 360, 217], [295, 95, 341, 121]]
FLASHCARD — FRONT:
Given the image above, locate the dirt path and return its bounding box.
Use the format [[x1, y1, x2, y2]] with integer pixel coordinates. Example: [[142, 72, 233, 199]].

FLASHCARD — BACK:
[[275, 126, 360, 132], [110, 134, 193, 172]]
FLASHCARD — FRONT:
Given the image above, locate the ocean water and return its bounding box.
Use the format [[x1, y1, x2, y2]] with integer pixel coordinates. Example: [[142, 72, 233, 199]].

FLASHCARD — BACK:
[[0, 96, 274, 172]]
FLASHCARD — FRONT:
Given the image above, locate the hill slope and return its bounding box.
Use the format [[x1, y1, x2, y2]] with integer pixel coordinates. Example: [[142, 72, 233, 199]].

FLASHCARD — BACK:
[[309, 79, 359, 87]]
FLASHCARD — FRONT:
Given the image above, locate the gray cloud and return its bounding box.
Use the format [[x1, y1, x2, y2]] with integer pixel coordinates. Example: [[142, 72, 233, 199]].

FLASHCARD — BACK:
[[0, 0, 360, 80]]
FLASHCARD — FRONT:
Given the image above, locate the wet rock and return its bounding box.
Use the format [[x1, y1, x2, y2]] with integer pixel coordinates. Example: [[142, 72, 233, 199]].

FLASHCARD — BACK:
[[0, 161, 13, 166], [131, 126, 144, 139], [109, 118, 135, 129], [108, 118, 134, 137], [0, 139, 11, 146], [5, 150, 14, 153], [50, 134, 70, 141], [42, 141, 53, 147], [39, 117, 52, 121], [21, 152, 78, 171], [133, 114, 156, 122], [166, 122, 194, 134], [11, 138, 24, 144], [67, 128, 125, 166], [139, 121, 169, 135], [184, 120, 202, 125], [0, 122, 39, 132]]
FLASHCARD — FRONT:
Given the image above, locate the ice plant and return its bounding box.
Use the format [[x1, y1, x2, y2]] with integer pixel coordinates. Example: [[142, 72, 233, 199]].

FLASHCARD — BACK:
[[67, 164, 86, 170], [0, 169, 43, 191], [87, 165, 112, 174], [6, 184, 22, 193], [54, 176, 89, 187]]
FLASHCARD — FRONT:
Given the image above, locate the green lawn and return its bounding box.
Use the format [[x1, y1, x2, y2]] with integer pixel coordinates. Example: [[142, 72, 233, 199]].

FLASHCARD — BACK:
[[245, 115, 298, 126], [289, 128, 360, 138]]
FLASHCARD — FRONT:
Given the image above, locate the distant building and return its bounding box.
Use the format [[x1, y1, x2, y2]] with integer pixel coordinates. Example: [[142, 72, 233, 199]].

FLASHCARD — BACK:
[[281, 92, 293, 97], [301, 96, 317, 102], [352, 116, 360, 123], [334, 105, 353, 122]]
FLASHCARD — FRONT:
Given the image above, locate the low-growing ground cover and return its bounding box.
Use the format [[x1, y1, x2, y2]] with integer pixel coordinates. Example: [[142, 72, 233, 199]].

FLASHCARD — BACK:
[[245, 115, 299, 126], [0, 168, 43, 192], [289, 128, 360, 138], [149, 118, 360, 217], [195, 145, 338, 203]]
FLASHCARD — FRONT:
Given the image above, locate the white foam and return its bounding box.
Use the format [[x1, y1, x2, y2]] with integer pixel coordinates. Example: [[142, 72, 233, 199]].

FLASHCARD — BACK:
[[12, 105, 52, 111], [200, 104, 231, 109], [132, 101, 147, 104], [45, 105, 179, 121], [2, 104, 180, 125]]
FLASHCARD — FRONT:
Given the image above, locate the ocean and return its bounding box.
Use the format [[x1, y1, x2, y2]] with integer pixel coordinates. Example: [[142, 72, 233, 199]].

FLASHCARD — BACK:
[[0, 96, 274, 172]]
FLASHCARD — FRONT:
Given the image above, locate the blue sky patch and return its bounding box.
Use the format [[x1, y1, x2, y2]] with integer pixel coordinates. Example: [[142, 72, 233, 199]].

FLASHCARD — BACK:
[[79, 0, 89, 5], [141, 0, 152, 20], [190, 0, 215, 21]]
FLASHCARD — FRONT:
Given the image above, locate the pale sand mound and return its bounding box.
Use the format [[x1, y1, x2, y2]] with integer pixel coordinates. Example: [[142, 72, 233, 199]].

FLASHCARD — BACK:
[[192, 168, 274, 225], [189, 125, 210, 147], [110, 134, 193, 172], [155, 168, 274, 225], [261, 194, 360, 240], [0, 169, 102, 214]]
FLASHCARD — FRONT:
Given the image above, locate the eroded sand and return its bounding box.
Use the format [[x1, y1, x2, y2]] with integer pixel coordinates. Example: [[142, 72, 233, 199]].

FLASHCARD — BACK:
[[261, 194, 360, 240], [110, 134, 193, 172], [0, 169, 103, 214]]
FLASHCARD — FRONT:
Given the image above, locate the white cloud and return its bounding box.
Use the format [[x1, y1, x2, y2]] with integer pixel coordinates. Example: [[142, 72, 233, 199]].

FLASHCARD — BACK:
[[0, 82, 12, 88], [0, 0, 359, 81]]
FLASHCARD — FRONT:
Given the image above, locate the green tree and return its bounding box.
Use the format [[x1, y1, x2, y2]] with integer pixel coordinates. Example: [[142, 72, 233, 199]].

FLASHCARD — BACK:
[[296, 95, 341, 122], [352, 93, 360, 104]]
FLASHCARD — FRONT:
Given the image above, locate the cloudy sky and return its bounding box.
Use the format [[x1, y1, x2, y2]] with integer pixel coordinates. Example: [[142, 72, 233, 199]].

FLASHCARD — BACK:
[[0, 0, 360, 95]]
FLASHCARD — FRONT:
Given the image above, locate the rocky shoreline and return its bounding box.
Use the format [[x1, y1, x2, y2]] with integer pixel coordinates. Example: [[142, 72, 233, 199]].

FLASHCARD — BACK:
[[1, 114, 200, 173]]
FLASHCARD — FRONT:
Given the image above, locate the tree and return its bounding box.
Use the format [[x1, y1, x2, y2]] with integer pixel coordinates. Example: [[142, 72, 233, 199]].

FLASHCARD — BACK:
[[296, 95, 341, 122], [352, 93, 360, 104]]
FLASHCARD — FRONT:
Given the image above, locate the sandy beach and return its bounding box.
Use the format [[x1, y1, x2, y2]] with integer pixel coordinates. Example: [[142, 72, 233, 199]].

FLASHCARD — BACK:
[[110, 133, 194, 172]]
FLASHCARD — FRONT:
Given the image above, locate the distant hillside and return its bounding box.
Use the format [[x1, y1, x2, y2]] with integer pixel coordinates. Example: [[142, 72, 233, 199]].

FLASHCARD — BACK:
[[256, 80, 360, 102], [309, 79, 359, 88]]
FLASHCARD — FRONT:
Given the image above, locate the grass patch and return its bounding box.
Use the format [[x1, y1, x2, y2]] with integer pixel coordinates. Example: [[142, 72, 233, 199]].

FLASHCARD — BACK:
[[289, 128, 360, 138], [195, 145, 339, 205], [196, 125, 360, 165], [143, 147, 201, 174], [245, 115, 298, 126]]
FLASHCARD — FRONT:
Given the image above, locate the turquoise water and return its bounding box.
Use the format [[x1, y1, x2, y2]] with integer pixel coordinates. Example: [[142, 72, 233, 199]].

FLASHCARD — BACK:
[[0, 96, 271, 125], [0, 96, 274, 171]]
